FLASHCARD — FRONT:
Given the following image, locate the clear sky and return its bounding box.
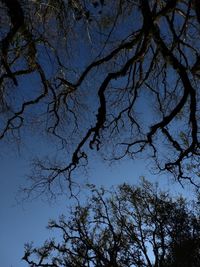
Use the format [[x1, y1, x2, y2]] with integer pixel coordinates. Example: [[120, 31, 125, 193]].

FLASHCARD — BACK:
[[0, 2, 198, 266]]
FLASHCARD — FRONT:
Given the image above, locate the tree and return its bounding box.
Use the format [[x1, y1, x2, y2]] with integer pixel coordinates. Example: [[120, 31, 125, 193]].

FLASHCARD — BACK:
[[22, 179, 200, 266], [0, 0, 200, 195]]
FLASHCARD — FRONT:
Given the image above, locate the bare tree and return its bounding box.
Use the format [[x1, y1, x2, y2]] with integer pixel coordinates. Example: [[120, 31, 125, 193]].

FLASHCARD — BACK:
[[0, 0, 200, 195], [22, 179, 200, 266]]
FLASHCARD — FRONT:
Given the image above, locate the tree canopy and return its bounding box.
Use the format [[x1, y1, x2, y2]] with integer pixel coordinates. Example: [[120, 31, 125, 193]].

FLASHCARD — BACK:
[[23, 179, 200, 266], [0, 0, 200, 195]]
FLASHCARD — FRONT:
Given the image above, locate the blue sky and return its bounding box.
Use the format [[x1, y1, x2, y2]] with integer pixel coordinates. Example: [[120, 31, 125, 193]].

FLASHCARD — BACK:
[[0, 2, 197, 266]]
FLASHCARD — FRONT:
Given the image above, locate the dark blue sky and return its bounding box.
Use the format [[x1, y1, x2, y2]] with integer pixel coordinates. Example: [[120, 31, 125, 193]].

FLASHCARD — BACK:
[[0, 2, 198, 266]]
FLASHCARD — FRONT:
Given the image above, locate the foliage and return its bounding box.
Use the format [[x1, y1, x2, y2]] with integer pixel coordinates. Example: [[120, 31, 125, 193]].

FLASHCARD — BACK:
[[23, 179, 200, 266], [0, 0, 200, 195]]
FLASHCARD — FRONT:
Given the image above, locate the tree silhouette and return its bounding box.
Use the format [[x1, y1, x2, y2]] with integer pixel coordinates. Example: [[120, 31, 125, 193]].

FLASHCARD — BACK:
[[22, 179, 200, 266], [0, 0, 200, 195]]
